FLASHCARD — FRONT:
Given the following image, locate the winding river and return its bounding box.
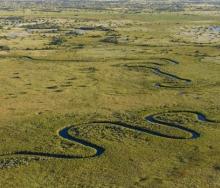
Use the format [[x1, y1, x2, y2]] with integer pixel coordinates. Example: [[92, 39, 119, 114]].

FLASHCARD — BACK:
[[0, 58, 218, 168], [123, 58, 192, 88], [1, 111, 217, 160]]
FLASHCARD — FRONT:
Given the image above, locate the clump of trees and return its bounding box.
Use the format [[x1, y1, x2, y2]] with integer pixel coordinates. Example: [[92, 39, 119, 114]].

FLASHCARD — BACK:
[[101, 36, 118, 44], [49, 37, 64, 45], [23, 23, 59, 30], [0, 45, 10, 51], [66, 29, 85, 36]]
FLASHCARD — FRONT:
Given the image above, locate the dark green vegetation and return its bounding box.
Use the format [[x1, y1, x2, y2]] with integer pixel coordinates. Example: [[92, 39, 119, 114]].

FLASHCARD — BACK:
[[0, 0, 220, 187]]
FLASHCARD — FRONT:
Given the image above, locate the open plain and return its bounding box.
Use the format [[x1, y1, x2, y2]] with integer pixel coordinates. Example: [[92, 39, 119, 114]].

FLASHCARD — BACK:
[[0, 0, 220, 187]]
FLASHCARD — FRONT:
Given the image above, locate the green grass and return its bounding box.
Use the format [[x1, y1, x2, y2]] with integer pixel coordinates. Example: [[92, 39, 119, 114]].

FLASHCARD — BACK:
[[0, 6, 220, 188]]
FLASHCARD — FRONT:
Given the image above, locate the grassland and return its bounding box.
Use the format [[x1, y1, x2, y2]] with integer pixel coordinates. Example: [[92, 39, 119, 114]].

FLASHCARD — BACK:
[[0, 3, 220, 188]]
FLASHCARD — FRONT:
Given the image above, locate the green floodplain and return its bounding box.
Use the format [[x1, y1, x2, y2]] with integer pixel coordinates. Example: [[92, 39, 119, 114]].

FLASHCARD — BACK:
[[0, 0, 220, 187]]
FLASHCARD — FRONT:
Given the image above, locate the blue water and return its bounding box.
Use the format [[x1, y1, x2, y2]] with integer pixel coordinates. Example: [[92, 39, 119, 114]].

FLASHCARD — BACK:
[[209, 26, 220, 32]]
